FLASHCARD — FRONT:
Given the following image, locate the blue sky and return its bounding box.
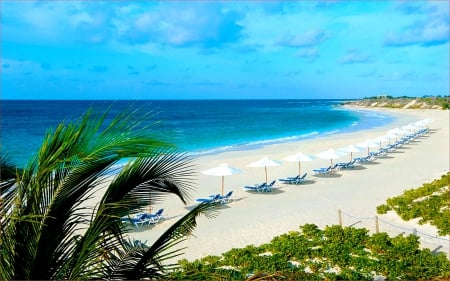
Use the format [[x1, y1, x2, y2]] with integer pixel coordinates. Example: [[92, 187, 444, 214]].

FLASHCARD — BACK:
[[1, 1, 449, 100]]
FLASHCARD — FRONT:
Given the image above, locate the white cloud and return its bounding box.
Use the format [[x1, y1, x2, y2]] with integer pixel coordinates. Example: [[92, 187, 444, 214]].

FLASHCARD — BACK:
[[384, 1, 449, 47], [339, 50, 371, 64]]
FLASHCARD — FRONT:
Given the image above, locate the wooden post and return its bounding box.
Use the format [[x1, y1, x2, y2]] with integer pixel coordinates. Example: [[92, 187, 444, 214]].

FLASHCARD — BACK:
[[338, 209, 342, 226], [375, 216, 379, 234]]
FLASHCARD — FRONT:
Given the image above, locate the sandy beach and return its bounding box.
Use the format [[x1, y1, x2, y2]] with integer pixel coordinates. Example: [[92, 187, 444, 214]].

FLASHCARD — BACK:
[[130, 107, 449, 261]]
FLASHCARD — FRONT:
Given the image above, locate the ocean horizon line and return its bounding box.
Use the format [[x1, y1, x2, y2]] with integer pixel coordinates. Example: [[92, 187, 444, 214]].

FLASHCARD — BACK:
[[1, 98, 358, 102]]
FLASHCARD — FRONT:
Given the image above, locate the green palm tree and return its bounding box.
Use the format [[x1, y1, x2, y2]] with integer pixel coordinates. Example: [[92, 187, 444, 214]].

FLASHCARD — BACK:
[[0, 106, 217, 280]]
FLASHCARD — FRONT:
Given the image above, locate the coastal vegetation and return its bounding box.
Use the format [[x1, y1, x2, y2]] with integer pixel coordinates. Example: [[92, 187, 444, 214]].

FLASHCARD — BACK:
[[169, 224, 450, 280], [377, 173, 450, 236], [169, 174, 450, 280], [0, 107, 217, 280], [343, 95, 449, 109]]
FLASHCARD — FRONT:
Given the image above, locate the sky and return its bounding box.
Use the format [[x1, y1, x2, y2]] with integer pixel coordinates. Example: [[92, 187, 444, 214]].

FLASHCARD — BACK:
[[1, 1, 449, 100]]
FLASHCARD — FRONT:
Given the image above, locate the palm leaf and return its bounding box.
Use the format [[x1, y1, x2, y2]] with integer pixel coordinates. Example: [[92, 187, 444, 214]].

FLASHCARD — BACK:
[[63, 149, 197, 279], [1, 104, 213, 280], [106, 201, 220, 279]]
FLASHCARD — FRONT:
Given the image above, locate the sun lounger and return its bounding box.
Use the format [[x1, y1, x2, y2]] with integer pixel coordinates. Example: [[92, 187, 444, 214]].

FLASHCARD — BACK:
[[354, 155, 375, 163], [243, 180, 276, 192], [336, 159, 357, 169], [146, 208, 164, 224], [218, 191, 233, 204], [196, 194, 221, 203], [313, 164, 339, 175], [121, 208, 164, 228], [279, 173, 307, 184]]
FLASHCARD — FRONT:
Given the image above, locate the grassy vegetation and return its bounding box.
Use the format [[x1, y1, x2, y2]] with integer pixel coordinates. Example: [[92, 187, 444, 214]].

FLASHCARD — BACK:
[[343, 95, 449, 109], [377, 173, 450, 236], [168, 224, 450, 280]]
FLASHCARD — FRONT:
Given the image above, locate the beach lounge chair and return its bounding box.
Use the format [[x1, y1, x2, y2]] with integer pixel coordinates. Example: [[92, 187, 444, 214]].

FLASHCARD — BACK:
[[261, 180, 277, 192], [336, 159, 357, 169], [354, 155, 375, 163], [121, 208, 165, 227], [147, 208, 164, 224], [218, 191, 233, 204], [313, 164, 340, 175], [279, 173, 307, 184], [313, 166, 330, 175], [121, 214, 146, 228], [243, 180, 276, 192], [195, 194, 221, 203]]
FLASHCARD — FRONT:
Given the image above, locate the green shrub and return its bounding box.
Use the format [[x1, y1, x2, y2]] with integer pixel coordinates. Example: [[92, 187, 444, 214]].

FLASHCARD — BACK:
[[376, 173, 450, 236], [168, 224, 450, 280]]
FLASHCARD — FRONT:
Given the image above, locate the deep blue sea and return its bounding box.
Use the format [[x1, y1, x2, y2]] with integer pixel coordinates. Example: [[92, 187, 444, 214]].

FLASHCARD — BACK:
[[1, 99, 394, 168]]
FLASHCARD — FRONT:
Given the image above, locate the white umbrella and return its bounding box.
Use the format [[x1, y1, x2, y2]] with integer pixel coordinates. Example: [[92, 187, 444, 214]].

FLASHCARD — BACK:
[[337, 144, 361, 161], [357, 140, 379, 155], [374, 135, 391, 147], [380, 134, 397, 145], [403, 123, 418, 130], [202, 164, 241, 195], [316, 148, 346, 166], [402, 123, 418, 133], [388, 128, 406, 142], [283, 152, 313, 176], [419, 118, 433, 128], [248, 157, 281, 183]]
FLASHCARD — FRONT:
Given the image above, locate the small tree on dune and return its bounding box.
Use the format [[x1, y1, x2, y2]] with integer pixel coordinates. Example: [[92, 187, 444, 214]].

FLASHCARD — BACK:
[[0, 106, 217, 280]]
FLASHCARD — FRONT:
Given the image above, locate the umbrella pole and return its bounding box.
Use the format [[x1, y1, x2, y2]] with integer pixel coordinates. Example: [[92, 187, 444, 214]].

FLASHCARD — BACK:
[[265, 166, 268, 183], [298, 162, 301, 176], [221, 176, 224, 196]]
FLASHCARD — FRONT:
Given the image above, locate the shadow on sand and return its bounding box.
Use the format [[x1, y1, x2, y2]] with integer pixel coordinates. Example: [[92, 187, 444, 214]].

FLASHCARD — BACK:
[[313, 173, 343, 178], [279, 179, 317, 186], [339, 165, 368, 171]]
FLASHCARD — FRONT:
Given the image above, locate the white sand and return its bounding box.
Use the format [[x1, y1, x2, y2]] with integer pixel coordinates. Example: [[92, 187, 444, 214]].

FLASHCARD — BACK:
[[130, 107, 450, 261]]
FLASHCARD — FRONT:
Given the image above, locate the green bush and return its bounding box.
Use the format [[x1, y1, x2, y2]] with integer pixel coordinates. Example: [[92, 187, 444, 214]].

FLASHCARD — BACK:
[[168, 224, 450, 280], [376, 173, 450, 236]]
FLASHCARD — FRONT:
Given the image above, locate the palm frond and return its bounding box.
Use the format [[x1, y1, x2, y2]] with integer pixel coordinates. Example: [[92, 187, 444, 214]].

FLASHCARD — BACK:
[[1, 104, 208, 280], [123, 202, 220, 279], [0, 154, 21, 180], [63, 149, 196, 279]]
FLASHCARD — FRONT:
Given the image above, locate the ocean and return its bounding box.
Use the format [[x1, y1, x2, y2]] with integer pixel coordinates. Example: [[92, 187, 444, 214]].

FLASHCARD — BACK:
[[1, 99, 394, 168]]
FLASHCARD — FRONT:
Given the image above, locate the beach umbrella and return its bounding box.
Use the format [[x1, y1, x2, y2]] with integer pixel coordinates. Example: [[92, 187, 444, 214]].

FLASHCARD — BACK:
[[337, 144, 361, 161], [382, 134, 397, 144], [357, 140, 379, 155], [316, 148, 346, 166], [403, 123, 418, 130], [388, 128, 406, 142], [374, 135, 391, 147], [402, 123, 418, 134], [248, 157, 281, 183], [419, 118, 433, 128], [283, 152, 313, 176], [202, 163, 241, 195]]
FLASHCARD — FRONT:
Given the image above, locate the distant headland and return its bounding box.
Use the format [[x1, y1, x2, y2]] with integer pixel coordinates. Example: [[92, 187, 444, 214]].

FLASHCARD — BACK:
[[343, 95, 449, 110]]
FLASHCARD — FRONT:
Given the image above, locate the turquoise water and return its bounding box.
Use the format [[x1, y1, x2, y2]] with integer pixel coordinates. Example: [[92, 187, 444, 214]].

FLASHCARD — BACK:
[[1, 99, 394, 167]]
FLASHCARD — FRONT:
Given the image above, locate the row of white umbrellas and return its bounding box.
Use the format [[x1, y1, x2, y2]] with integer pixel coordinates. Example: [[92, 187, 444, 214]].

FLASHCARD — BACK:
[[202, 119, 432, 195]]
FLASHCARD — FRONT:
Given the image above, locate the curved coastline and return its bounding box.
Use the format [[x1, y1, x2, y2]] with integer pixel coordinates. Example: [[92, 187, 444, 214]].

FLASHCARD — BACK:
[[188, 104, 397, 157], [130, 106, 449, 262]]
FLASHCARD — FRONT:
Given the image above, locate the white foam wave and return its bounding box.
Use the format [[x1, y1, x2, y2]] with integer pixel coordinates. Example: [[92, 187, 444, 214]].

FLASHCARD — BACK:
[[190, 131, 321, 156]]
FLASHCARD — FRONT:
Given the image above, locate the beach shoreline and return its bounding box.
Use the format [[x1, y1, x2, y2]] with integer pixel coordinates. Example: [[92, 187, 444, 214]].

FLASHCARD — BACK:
[[130, 107, 449, 261]]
